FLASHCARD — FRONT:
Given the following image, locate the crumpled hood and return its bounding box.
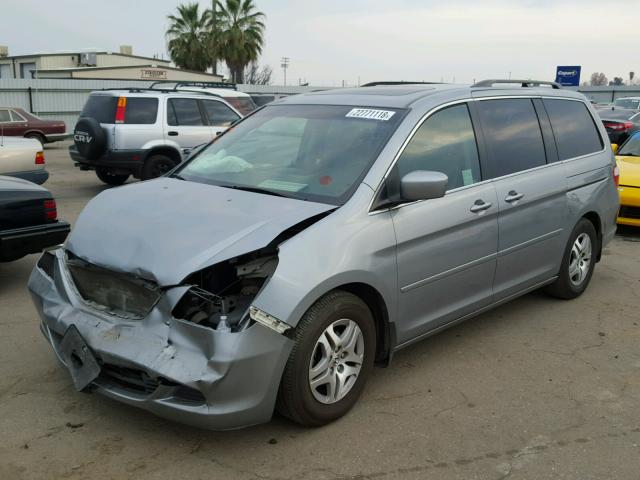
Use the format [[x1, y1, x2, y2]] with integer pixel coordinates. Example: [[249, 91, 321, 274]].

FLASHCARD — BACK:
[[66, 178, 335, 285]]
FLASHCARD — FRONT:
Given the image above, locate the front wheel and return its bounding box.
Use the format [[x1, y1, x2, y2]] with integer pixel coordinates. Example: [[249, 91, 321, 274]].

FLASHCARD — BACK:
[[95, 168, 129, 186], [545, 218, 598, 299], [276, 291, 376, 427]]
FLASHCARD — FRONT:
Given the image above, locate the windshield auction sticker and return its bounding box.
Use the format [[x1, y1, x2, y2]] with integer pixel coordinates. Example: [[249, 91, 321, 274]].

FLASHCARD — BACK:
[[346, 108, 396, 121]]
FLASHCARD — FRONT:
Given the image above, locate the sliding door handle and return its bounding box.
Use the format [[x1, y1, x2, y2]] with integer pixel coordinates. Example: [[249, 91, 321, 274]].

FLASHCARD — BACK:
[[505, 190, 524, 203]]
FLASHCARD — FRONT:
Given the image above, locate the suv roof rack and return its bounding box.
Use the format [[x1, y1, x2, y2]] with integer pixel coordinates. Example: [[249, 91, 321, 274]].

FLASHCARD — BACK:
[[472, 79, 562, 89], [361, 81, 442, 87], [97, 87, 231, 100], [149, 81, 237, 91]]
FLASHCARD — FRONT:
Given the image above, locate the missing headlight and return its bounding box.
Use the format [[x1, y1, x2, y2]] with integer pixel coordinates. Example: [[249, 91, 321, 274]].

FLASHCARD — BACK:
[[66, 255, 161, 319], [172, 252, 278, 332]]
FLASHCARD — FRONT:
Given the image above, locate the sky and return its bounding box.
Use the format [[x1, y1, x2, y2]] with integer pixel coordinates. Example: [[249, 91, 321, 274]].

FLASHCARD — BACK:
[[3, 0, 639, 86]]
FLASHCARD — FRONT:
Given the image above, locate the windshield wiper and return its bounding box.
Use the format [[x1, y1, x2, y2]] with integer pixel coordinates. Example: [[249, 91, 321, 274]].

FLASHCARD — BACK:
[[223, 185, 293, 198], [171, 173, 186, 180]]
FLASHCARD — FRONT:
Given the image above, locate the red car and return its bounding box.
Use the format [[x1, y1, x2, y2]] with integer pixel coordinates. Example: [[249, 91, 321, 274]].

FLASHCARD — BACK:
[[0, 107, 68, 145]]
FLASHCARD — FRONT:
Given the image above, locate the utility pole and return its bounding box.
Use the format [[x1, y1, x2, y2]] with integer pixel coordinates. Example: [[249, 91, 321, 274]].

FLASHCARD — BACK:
[[281, 57, 290, 86], [211, 0, 218, 76]]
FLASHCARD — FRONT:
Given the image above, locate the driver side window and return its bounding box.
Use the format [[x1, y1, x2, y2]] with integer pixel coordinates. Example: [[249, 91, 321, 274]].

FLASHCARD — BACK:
[[395, 104, 481, 191]]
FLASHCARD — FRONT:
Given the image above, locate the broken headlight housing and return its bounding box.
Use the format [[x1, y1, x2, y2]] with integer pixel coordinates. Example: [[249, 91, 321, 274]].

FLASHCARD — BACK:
[[66, 255, 161, 320]]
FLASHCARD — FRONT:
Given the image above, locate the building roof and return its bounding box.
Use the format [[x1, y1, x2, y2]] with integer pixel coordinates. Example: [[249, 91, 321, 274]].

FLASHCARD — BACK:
[[1, 51, 170, 64], [36, 64, 216, 75]]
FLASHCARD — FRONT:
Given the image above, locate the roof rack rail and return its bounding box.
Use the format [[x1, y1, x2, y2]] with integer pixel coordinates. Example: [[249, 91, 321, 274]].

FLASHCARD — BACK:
[[472, 79, 562, 89], [149, 81, 237, 91], [361, 81, 442, 87], [96, 87, 231, 101]]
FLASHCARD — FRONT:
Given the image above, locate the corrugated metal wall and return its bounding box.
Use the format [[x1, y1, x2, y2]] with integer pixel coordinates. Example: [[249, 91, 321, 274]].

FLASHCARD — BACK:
[[0, 79, 330, 130]]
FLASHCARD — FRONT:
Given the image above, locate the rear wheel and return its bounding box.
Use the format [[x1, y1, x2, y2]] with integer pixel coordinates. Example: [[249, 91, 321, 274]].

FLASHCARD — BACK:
[[545, 218, 597, 299], [95, 168, 129, 186], [276, 290, 376, 427], [25, 132, 45, 146], [142, 154, 177, 180]]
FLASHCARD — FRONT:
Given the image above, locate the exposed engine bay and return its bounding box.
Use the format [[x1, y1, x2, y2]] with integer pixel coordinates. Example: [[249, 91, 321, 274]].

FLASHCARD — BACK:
[[172, 249, 278, 332]]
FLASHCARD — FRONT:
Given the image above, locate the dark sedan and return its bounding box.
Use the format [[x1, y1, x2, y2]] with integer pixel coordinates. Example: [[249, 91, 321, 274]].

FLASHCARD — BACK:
[[0, 176, 70, 262], [0, 107, 68, 145], [597, 107, 640, 145]]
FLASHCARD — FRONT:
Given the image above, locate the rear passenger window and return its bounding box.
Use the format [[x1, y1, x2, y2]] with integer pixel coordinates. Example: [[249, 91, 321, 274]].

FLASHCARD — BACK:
[[124, 98, 158, 124], [168, 99, 204, 126], [201, 100, 240, 126], [395, 104, 481, 190], [477, 99, 546, 177], [543, 99, 603, 160], [0, 110, 10, 122]]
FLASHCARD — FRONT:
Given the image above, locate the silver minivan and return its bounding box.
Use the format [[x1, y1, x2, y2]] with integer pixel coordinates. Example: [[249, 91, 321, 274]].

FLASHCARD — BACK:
[[70, 89, 242, 185], [31, 80, 619, 430]]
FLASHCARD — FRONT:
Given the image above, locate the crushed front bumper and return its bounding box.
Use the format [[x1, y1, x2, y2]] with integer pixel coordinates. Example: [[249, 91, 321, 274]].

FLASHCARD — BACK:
[[28, 249, 293, 430]]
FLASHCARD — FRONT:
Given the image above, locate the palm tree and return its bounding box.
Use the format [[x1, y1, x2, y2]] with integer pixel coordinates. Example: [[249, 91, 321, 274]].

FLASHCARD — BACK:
[[166, 3, 212, 72], [216, 0, 266, 83]]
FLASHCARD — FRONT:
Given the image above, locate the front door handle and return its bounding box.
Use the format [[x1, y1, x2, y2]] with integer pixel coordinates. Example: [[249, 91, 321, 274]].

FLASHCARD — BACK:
[[470, 199, 493, 213], [168, 131, 179, 136], [505, 190, 524, 203]]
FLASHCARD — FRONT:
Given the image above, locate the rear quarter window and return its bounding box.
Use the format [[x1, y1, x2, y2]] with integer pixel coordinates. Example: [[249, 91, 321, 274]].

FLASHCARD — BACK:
[[543, 99, 603, 160], [124, 98, 159, 124]]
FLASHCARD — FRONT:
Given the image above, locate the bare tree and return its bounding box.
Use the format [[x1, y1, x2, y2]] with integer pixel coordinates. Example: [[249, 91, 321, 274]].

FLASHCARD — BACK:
[[590, 72, 608, 86], [244, 62, 273, 85]]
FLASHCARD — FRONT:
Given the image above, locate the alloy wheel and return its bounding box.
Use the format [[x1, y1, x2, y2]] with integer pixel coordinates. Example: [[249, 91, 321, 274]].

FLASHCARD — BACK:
[[308, 318, 364, 404]]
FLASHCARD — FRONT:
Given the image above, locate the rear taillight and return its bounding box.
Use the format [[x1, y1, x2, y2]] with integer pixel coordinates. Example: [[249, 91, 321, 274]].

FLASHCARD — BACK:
[[35, 151, 45, 165], [603, 121, 633, 132], [44, 199, 57, 221], [613, 164, 620, 187], [115, 96, 127, 124]]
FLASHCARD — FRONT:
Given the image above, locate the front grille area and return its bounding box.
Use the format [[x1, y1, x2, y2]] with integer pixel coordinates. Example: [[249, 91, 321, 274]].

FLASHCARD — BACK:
[[65, 254, 161, 319], [619, 205, 640, 220], [95, 363, 206, 405], [97, 363, 160, 395]]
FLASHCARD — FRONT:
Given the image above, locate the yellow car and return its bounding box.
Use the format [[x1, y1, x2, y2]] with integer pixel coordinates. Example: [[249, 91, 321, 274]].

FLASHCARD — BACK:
[[613, 132, 640, 227]]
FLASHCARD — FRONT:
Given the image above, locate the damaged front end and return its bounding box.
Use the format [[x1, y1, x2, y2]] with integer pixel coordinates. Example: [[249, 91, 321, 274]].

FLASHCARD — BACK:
[[28, 246, 294, 430]]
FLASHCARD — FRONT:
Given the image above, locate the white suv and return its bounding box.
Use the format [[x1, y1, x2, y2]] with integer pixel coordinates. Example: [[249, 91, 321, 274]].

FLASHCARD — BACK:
[[152, 81, 258, 116], [70, 89, 242, 185]]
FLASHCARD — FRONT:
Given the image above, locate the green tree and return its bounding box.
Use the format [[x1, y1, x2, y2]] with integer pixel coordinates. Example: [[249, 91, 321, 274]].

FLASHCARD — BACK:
[[166, 3, 212, 72], [216, 0, 266, 83]]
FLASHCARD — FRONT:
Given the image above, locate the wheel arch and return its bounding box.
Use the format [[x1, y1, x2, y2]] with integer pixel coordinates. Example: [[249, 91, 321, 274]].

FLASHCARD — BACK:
[[336, 282, 394, 366], [581, 211, 603, 261], [144, 146, 182, 164]]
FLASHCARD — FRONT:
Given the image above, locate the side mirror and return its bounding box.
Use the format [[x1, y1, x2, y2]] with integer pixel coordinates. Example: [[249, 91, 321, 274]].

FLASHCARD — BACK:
[[611, 143, 619, 154], [400, 170, 448, 202]]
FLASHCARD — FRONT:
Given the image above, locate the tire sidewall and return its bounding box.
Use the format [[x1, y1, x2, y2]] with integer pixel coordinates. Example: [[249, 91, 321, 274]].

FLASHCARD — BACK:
[[290, 295, 376, 425]]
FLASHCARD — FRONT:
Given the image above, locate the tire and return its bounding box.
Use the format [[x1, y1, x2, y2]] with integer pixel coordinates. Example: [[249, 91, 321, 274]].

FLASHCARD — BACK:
[[276, 290, 376, 427], [95, 168, 129, 186], [545, 218, 598, 299], [74, 117, 106, 160], [142, 154, 177, 180], [24, 132, 45, 146]]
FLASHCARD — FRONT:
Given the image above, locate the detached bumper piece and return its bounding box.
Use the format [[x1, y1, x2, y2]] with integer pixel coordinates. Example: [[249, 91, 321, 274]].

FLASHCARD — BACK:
[[0, 221, 70, 262], [28, 249, 294, 430]]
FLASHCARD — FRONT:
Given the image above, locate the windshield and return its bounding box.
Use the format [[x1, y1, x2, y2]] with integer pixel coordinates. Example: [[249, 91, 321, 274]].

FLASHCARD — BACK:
[[619, 132, 640, 156], [614, 98, 640, 110], [178, 104, 406, 205]]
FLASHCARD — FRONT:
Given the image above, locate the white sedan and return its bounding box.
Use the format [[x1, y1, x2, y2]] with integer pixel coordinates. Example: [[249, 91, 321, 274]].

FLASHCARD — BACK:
[[0, 136, 48, 184]]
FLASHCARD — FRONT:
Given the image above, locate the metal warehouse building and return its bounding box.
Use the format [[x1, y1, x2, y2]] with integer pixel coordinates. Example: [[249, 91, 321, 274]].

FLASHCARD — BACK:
[[0, 45, 222, 82]]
